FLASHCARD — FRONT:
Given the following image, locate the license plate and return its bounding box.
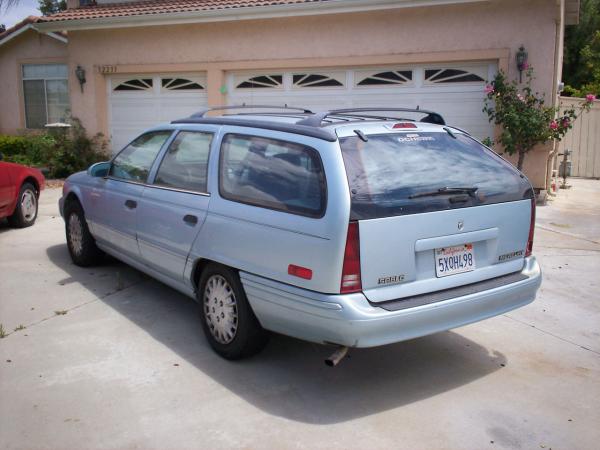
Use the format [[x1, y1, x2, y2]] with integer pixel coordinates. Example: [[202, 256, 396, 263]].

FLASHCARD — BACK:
[[435, 244, 476, 278]]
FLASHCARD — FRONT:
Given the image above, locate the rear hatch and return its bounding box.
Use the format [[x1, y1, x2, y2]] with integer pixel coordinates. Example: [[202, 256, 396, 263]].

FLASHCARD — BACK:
[[339, 129, 534, 303]]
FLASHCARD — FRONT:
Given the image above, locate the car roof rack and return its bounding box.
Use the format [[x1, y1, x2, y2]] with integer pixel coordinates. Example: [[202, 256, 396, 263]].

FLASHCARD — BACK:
[[296, 107, 446, 127], [189, 104, 313, 118]]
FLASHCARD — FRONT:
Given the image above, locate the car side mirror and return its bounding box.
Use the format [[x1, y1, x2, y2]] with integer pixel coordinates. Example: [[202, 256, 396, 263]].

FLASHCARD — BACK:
[[88, 161, 110, 178]]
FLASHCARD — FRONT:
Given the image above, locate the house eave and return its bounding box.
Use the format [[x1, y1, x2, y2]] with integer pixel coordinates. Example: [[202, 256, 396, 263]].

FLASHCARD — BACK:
[[0, 24, 68, 47], [33, 0, 490, 32]]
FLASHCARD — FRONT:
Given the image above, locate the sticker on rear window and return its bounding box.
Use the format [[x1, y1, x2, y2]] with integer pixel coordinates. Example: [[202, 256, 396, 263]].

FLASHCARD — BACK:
[[396, 135, 435, 143]]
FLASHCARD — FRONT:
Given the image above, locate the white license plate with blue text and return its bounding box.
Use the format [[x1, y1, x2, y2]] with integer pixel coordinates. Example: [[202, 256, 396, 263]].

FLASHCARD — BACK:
[[435, 244, 476, 278]]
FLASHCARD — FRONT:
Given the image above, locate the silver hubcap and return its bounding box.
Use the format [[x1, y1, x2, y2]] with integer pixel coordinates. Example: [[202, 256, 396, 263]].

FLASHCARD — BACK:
[[68, 213, 84, 255], [21, 190, 37, 221], [204, 275, 238, 344]]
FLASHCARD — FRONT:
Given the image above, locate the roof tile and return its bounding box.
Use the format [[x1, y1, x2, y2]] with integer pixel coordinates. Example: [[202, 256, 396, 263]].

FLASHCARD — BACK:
[[39, 0, 329, 22]]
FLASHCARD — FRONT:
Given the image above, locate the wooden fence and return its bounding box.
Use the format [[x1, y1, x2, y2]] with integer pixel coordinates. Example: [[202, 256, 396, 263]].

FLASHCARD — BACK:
[[558, 96, 600, 178]]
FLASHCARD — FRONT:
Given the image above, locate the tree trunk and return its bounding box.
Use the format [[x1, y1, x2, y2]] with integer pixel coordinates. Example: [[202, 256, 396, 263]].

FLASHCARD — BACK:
[[517, 150, 526, 171]]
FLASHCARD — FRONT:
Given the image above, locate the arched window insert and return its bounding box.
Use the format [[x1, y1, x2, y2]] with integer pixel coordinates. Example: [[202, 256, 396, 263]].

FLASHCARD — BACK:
[[113, 79, 153, 91], [357, 70, 413, 86], [425, 69, 485, 83], [293, 74, 344, 87], [236, 75, 283, 89], [162, 78, 204, 90]]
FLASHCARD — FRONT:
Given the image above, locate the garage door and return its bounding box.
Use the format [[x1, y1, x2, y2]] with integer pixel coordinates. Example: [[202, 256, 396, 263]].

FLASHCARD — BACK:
[[226, 63, 497, 139], [108, 74, 207, 152]]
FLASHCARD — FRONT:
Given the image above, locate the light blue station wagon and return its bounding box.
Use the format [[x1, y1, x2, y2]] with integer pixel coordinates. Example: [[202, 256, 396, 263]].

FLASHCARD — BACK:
[[59, 106, 541, 364]]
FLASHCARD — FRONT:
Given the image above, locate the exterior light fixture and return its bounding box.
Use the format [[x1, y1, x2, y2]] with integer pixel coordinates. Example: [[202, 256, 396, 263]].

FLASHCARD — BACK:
[[75, 65, 86, 93], [516, 46, 528, 83]]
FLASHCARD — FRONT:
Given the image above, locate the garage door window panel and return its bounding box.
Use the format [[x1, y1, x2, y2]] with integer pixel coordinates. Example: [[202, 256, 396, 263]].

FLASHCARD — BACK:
[[356, 70, 413, 86], [292, 73, 344, 88], [161, 78, 204, 91], [154, 131, 213, 193], [110, 131, 172, 182], [424, 69, 485, 84], [219, 134, 326, 218], [236, 75, 283, 89], [22, 64, 69, 128], [114, 79, 154, 91]]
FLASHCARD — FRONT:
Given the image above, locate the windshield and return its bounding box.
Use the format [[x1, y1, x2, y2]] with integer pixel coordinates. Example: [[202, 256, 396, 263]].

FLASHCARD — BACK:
[[340, 132, 533, 220]]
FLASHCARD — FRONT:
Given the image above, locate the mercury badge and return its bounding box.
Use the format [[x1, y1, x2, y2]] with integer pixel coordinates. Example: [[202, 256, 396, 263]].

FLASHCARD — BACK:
[[458, 220, 464, 231]]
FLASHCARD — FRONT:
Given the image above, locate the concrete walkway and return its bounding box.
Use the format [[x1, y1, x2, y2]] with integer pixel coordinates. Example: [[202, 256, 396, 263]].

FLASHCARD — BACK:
[[1, 179, 599, 450]]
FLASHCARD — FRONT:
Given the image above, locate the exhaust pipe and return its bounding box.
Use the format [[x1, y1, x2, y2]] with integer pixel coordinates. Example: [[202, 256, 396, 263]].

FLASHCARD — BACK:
[[325, 346, 349, 367]]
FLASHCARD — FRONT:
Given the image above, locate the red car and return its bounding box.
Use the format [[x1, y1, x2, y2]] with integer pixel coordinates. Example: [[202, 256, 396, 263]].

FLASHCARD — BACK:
[[0, 154, 45, 228]]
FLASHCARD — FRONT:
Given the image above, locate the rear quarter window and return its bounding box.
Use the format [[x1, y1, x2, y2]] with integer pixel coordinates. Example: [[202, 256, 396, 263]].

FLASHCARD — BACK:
[[340, 132, 533, 220], [218, 134, 326, 218]]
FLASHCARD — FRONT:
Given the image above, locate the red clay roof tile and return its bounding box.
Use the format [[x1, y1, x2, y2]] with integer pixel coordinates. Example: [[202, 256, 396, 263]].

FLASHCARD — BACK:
[[39, 0, 329, 22]]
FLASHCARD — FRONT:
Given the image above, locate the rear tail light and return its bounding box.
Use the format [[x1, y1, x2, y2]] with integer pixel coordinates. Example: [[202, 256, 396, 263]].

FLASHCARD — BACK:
[[525, 197, 536, 257], [340, 221, 362, 294]]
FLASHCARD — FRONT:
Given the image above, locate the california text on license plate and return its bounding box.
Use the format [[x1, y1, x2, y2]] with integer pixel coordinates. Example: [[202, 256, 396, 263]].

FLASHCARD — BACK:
[[435, 244, 476, 278]]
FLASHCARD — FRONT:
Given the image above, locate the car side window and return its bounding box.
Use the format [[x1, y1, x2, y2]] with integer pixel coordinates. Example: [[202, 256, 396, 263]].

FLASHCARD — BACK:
[[154, 131, 213, 193], [219, 133, 326, 218], [109, 131, 172, 182]]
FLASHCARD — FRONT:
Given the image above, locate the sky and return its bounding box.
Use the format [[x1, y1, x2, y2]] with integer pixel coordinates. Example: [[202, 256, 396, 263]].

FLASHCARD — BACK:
[[1, 0, 41, 28]]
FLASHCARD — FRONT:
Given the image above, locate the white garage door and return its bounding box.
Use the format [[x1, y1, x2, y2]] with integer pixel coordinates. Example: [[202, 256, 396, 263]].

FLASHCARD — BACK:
[[226, 63, 497, 139], [108, 74, 207, 152]]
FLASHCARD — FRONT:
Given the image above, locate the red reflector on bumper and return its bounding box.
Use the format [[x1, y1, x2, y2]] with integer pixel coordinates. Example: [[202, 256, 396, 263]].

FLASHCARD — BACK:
[[288, 264, 313, 280]]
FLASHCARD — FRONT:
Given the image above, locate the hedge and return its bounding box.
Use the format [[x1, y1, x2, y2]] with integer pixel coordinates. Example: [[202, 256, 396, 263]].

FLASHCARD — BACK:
[[0, 120, 108, 178]]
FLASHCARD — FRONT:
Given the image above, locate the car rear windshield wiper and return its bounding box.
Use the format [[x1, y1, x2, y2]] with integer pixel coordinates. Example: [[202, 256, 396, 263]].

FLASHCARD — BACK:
[[408, 186, 479, 199]]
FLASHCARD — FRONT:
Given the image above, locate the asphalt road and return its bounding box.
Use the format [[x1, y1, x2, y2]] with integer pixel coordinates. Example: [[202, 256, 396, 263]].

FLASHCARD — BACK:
[[1, 179, 599, 450]]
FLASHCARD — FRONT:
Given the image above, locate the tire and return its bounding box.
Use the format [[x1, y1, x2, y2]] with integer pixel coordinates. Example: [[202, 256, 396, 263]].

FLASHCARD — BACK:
[[64, 201, 104, 267], [198, 263, 269, 360], [8, 182, 38, 228]]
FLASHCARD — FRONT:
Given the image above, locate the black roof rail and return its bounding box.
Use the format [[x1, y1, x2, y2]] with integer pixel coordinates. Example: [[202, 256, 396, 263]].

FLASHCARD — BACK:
[[296, 107, 446, 127], [189, 104, 313, 118]]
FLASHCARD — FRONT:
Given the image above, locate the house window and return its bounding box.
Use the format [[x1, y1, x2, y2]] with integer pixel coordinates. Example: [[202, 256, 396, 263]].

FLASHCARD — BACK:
[[22, 64, 69, 128]]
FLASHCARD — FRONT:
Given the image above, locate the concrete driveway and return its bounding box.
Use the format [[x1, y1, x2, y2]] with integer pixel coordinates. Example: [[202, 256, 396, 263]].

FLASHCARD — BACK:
[[1, 179, 599, 450]]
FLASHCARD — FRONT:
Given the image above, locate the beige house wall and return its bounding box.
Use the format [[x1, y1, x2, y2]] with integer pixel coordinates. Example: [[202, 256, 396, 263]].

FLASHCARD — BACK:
[[0, 0, 563, 188], [0, 30, 68, 134], [63, 0, 561, 188]]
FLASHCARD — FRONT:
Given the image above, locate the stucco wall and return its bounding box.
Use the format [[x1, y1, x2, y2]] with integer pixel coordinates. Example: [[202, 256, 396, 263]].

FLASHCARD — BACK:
[[0, 31, 68, 134], [67, 0, 561, 187]]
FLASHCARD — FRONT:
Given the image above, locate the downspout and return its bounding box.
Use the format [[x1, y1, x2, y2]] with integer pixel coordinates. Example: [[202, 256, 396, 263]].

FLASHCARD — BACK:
[[546, 0, 565, 195]]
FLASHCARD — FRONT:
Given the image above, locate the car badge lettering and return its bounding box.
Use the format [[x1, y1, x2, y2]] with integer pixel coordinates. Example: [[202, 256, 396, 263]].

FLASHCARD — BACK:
[[378, 274, 406, 285], [498, 250, 524, 261]]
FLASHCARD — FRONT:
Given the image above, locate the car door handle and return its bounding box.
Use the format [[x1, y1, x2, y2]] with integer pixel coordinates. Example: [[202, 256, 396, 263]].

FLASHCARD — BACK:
[[183, 214, 198, 225], [124, 199, 137, 209]]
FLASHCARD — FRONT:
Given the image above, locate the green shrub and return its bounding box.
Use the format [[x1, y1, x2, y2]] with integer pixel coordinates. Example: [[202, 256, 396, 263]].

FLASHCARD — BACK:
[[0, 118, 107, 178]]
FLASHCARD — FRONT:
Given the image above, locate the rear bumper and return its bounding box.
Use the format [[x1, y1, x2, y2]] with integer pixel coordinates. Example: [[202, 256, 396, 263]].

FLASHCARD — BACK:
[[241, 256, 541, 347]]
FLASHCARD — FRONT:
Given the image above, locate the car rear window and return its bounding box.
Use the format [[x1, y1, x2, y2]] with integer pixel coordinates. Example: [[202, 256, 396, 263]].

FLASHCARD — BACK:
[[340, 132, 533, 220], [219, 134, 326, 218]]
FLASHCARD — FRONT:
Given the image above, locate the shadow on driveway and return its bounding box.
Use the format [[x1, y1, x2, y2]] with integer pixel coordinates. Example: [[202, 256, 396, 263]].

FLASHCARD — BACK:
[[46, 243, 506, 425]]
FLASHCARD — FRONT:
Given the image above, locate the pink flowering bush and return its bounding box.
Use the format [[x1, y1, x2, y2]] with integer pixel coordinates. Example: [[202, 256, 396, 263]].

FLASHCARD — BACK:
[[483, 68, 593, 170]]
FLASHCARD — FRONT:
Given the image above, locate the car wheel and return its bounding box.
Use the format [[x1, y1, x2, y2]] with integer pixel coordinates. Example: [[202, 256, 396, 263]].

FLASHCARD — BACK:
[[65, 201, 104, 267], [8, 182, 38, 228], [198, 263, 269, 359]]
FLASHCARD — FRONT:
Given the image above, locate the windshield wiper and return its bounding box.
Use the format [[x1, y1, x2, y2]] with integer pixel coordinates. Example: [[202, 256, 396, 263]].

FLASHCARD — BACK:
[[408, 186, 479, 199]]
